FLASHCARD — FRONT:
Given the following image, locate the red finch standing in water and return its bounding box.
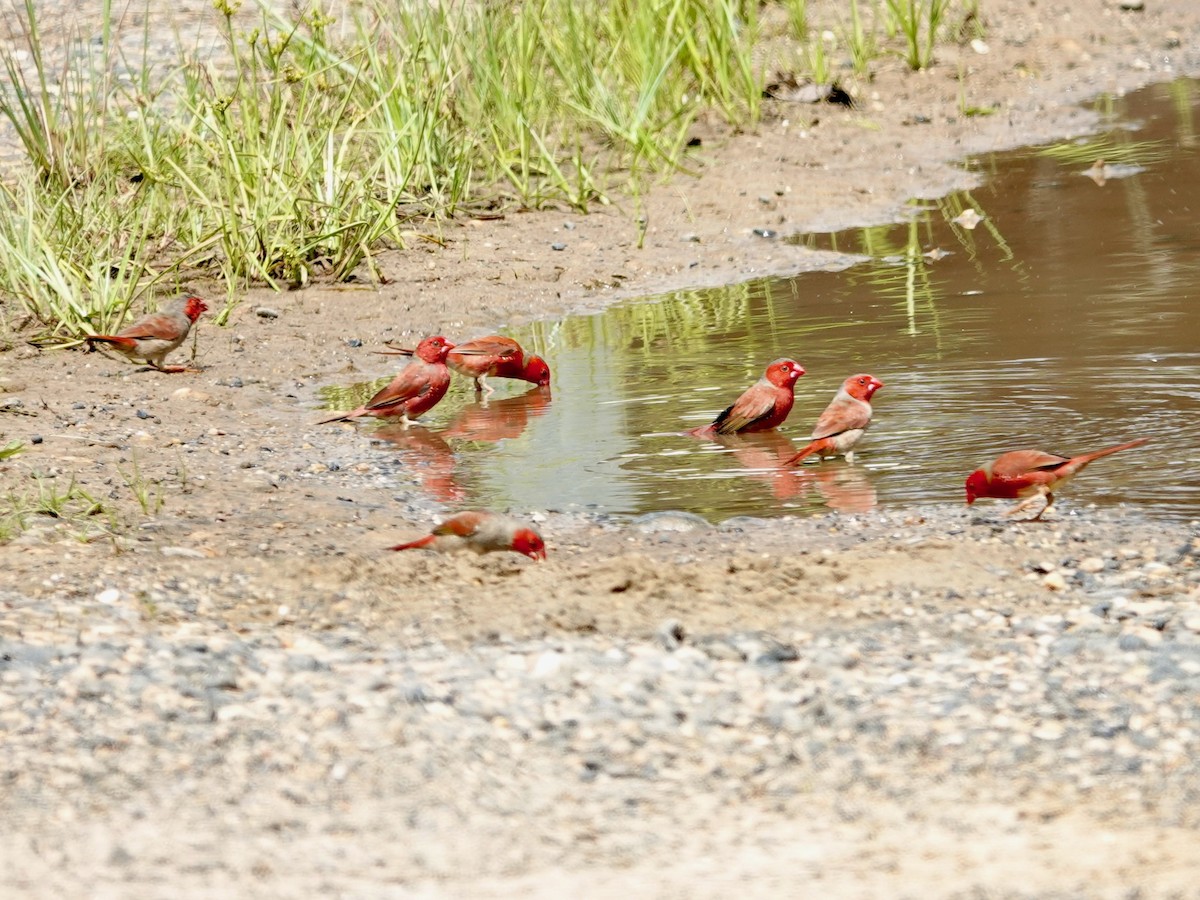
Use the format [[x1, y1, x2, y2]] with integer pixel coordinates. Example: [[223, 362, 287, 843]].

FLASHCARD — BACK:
[[450, 336, 551, 394], [965, 437, 1149, 520], [85, 294, 208, 372], [688, 358, 805, 438], [382, 335, 551, 394], [784, 374, 884, 466], [388, 510, 547, 560], [318, 335, 455, 425]]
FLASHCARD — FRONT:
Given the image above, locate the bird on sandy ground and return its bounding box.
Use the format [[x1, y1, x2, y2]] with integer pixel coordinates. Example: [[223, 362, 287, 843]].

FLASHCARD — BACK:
[[387, 510, 547, 560], [382, 335, 551, 394], [318, 335, 455, 425], [688, 358, 805, 438], [784, 373, 884, 466], [964, 437, 1149, 521], [84, 294, 208, 372]]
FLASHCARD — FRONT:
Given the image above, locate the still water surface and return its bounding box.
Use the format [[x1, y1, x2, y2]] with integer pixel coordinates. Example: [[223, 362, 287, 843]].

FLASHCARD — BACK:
[[333, 79, 1200, 521]]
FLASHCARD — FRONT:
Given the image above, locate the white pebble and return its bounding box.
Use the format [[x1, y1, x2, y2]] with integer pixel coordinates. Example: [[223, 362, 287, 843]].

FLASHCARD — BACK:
[[1043, 572, 1068, 591], [1032, 722, 1065, 741]]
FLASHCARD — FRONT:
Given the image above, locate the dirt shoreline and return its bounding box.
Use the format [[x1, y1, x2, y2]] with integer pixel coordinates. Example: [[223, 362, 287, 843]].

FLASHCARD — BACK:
[[3, 1, 1200, 895]]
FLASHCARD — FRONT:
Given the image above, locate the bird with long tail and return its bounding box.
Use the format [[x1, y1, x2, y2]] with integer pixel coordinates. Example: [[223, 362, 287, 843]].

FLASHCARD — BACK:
[[84, 294, 208, 372], [965, 437, 1149, 520], [784, 374, 883, 466], [381, 335, 550, 394], [688, 358, 805, 438], [388, 510, 547, 560], [318, 335, 455, 425]]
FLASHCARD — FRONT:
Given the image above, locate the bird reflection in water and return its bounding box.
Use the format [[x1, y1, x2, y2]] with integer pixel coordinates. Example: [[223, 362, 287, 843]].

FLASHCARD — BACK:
[[703, 430, 877, 511], [792, 463, 877, 513], [441, 385, 552, 441], [712, 431, 807, 500], [373, 425, 463, 502], [373, 386, 552, 502]]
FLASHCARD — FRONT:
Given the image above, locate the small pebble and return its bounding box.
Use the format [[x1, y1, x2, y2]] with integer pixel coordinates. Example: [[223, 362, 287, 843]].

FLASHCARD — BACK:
[[952, 209, 984, 229], [657, 619, 686, 651], [1043, 572, 1068, 591], [1032, 721, 1065, 741], [629, 511, 711, 533]]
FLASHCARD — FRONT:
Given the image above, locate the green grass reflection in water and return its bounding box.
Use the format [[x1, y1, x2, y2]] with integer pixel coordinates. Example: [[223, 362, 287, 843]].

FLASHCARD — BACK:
[[328, 78, 1200, 521]]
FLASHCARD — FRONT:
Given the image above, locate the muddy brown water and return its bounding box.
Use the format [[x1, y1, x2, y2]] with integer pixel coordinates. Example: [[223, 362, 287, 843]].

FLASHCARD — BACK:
[[325, 78, 1200, 522]]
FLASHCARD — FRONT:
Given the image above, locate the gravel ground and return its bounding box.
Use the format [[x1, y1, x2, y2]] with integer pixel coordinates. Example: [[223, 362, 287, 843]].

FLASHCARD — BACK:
[[3, 510, 1200, 896]]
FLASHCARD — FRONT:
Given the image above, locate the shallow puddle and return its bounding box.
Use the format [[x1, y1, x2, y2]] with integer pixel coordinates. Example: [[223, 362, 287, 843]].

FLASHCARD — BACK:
[[330, 78, 1200, 521]]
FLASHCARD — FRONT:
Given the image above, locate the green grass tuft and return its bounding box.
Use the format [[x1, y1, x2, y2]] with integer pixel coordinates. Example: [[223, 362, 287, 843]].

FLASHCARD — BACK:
[[0, 0, 978, 338]]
